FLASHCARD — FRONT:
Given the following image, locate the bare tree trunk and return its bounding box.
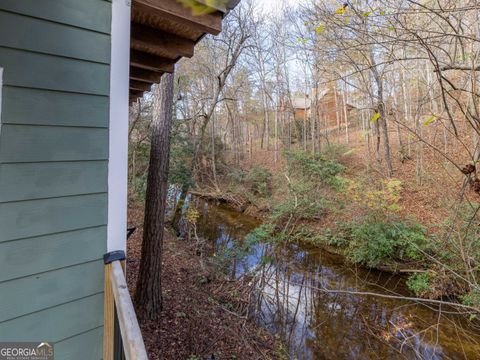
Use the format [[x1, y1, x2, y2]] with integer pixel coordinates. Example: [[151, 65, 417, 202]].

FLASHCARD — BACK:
[[310, 97, 316, 154], [370, 51, 393, 177], [372, 123, 380, 161], [132, 148, 136, 192], [414, 63, 424, 185], [379, 102, 394, 177], [334, 82, 341, 137], [303, 93, 307, 151], [400, 66, 413, 158], [342, 82, 349, 144], [392, 67, 404, 153], [310, 86, 317, 154], [249, 122, 253, 161], [261, 87, 270, 150], [473, 9, 480, 163], [135, 73, 175, 320], [400, 66, 409, 152], [287, 109, 292, 149], [317, 106, 322, 151], [211, 109, 219, 190], [415, 110, 424, 185], [274, 104, 279, 163], [363, 107, 371, 154]]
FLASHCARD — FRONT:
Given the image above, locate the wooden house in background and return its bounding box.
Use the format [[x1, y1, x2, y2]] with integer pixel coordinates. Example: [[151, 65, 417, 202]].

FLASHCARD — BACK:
[[293, 86, 356, 130], [0, 0, 237, 358]]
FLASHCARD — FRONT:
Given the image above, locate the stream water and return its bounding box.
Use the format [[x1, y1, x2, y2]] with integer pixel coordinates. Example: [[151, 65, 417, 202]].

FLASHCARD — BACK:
[[180, 196, 480, 360]]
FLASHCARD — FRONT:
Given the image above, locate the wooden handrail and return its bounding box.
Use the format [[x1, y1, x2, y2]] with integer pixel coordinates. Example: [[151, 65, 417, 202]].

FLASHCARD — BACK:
[[104, 252, 148, 360]]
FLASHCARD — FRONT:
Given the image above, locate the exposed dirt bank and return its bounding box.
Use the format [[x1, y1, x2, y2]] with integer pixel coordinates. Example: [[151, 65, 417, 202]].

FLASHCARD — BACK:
[[126, 202, 283, 360]]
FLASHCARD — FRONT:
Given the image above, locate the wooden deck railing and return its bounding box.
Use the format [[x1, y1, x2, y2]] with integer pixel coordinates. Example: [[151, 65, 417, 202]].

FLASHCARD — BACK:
[[104, 251, 148, 360]]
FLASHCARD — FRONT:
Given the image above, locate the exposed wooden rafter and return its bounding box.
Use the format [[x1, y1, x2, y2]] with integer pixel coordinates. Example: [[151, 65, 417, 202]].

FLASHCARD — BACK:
[[129, 0, 236, 102], [130, 90, 144, 97], [130, 80, 152, 92], [130, 50, 175, 73], [132, 0, 223, 36], [131, 23, 195, 59], [130, 67, 164, 83]]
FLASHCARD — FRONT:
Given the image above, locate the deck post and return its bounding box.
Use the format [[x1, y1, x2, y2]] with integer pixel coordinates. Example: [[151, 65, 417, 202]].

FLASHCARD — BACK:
[[104, 261, 115, 360], [104, 251, 127, 360]]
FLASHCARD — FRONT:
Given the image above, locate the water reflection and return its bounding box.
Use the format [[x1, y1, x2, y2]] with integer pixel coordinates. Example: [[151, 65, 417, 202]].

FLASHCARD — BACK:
[[181, 196, 480, 359], [256, 251, 451, 360]]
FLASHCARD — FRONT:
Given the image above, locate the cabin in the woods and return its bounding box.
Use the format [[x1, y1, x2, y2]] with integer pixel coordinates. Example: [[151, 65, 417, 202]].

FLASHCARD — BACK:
[[0, 0, 237, 358], [292, 87, 357, 129], [292, 96, 311, 121]]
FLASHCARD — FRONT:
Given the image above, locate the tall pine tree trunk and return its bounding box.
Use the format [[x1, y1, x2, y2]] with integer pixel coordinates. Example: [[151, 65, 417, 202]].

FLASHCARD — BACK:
[[135, 73, 174, 321]]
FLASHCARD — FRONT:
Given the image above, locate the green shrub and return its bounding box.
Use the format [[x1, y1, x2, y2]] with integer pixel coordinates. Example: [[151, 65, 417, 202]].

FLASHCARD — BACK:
[[323, 218, 428, 267], [244, 223, 275, 247], [132, 171, 148, 200], [227, 168, 247, 184], [129, 142, 150, 199], [271, 198, 296, 222], [284, 150, 344, 187], [168, 137, 194, 188], [245, 167, 272, 197], [322, 143, 350, 161], [169, 161, 193, 189], [288, 225, 325, 245], [266, 150, 344, 230], [436, 203, 480, 270], [460, 289, 480, 309], [271, 197, 331, 225], [323, 223, 351, 248], [407, 273, 432, 296], [349, 220, 428, 267]]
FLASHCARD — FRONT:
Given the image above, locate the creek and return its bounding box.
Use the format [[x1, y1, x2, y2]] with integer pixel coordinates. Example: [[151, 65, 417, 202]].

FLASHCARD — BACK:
[[177, 195, 480, 360]]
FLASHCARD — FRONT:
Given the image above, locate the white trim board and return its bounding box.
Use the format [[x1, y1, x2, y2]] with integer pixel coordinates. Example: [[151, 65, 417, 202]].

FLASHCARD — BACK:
[[107, 0, 131, 252]]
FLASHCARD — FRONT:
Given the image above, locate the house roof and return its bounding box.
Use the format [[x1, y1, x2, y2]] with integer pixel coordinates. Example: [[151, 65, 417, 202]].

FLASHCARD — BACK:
[[292, 97, 311, 110], [292, 89, 330, 110], [129, 0, 239, 103]]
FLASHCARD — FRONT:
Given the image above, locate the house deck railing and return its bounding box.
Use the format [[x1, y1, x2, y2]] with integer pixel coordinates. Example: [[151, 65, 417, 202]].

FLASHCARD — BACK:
[[103, 251, 148, 360]]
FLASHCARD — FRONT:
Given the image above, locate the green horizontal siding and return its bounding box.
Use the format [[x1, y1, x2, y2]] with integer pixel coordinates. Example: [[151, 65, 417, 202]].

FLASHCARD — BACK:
[[0, 226, 107, 282], [0, 194, 108, 243], [2, 86, 109, 127], [0, 0, 111, 34], [0, 161, 108, 202], [0, 294, 104, 342], [0, 47, 110, 95], [0, 11, 110, 63], [0, 125, 108, 163], [0, 0, 112, 351], [0, 260, 104, 322], [55, 327, 103, 360]]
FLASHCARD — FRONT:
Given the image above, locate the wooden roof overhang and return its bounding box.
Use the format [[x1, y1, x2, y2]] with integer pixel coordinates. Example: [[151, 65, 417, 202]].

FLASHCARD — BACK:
[[129, 0, 239, 103]]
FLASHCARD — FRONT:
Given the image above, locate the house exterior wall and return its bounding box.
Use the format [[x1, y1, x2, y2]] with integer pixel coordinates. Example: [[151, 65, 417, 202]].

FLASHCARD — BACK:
[[0, 1, 113, 358], [318, 91, 346, 129], [293, 91, 354, 130], [293, 108, 307, 121]]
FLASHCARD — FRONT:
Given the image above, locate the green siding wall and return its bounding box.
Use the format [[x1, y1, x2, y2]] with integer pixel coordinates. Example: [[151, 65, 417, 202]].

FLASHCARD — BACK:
[[0, 1, 111, 358]]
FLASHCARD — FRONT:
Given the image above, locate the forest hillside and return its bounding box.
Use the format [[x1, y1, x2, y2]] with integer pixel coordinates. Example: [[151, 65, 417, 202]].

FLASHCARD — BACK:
[[128, 1, 480, 359]]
